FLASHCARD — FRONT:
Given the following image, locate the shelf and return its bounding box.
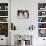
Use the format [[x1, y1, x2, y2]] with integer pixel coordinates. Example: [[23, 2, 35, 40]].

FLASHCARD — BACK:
[[0, 16, 8, 17], [0, 10, 8, 11], [38, 10, 46, 11], [38, 22, 46, 23], [38, 15, 46, 17], [38, 28, 46, 29], [0, 22, 8, 23]]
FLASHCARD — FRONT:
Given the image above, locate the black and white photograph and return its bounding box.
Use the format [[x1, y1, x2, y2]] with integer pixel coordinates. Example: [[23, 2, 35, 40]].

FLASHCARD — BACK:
[[17, 10, 29, 19]]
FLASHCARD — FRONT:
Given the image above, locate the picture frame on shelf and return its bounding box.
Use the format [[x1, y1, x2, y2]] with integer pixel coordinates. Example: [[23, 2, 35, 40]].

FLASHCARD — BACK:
[[38, 11, 46, 16], [38, 3, 46, 10], [38, 29, 46, 37], [38, 23, 46, 28], [0, 11, 8, 16], [0, 3, 8, 10], [0, 17, 8, 22], [38, 17, 46, 22]]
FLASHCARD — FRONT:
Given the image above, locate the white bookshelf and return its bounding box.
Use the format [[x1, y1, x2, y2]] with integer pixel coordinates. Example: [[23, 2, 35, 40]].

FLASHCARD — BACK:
[[0, 3, 8, 38], [38, 3, 46, 37], [38, 3, 46, 29], [0, 3, 8, 23]]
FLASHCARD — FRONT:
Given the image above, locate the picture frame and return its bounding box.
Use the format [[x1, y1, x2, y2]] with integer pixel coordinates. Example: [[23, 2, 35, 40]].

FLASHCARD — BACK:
[[17, 10, 29, 19]]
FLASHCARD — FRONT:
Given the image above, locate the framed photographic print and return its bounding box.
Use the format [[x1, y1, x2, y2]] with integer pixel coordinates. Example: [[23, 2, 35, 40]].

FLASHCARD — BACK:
[[17, 10, 29, 19]]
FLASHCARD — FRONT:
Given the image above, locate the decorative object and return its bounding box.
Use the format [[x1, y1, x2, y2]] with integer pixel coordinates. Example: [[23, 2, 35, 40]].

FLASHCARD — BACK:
[[0, 3, 8, 10], [5, 6, 8, 10], [0, 6, 1, 10], [0, 23, 8, 30], [11, 23, 16, 30], [38, 11, 46, 16], [38, 3, 46, 10], [38, 17, 46, 22], [29, 25, 35, 30], [42, 12, 45, 15], [38, 23, 46, 28], [0, 17, 8, 22], [17, 10, 29, 19], [0, 11, 8, 16], [39, 29, 46, 37]]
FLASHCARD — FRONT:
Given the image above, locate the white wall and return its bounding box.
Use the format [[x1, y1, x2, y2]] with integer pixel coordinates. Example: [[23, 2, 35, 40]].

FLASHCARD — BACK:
[[11, 0, 38, 45], [11, 0, 38, 30], [11, 0, 46, 46], [11, 0, 46, 29]]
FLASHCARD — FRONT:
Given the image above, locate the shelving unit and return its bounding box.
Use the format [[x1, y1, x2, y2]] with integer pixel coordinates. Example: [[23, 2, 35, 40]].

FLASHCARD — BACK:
[[38, 3, 46, 37], [0, 3, 8, 37]]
